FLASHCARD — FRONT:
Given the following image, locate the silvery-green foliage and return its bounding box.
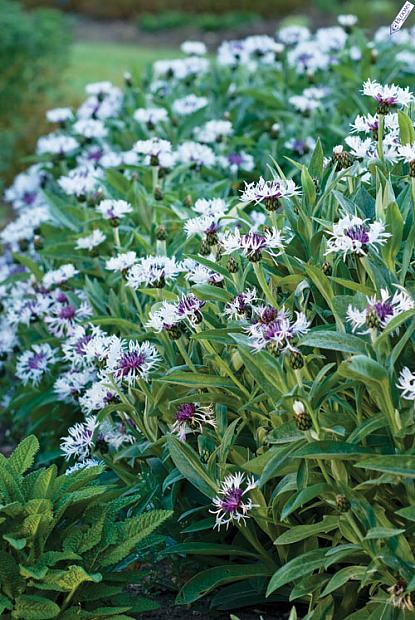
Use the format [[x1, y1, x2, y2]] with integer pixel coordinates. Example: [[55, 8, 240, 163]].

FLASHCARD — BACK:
[[1, 18, 415, 619]]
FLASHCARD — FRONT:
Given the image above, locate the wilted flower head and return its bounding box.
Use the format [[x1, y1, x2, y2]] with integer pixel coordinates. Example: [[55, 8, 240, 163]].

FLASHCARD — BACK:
[[210, 472, 258, 530]]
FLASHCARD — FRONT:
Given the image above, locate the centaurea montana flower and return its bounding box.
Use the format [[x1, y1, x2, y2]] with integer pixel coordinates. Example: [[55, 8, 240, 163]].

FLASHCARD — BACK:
[[210, 472, 258, 530], [347, 288, 414, 333], [325, 214, 390, 259]]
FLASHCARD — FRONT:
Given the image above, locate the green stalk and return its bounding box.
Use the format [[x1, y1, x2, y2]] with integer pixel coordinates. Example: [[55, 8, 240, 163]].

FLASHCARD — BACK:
[[253, 262, 275, 306], [176, 338, 196, 371], [113, 226, 121, 248], [376, 114, 384, 162]]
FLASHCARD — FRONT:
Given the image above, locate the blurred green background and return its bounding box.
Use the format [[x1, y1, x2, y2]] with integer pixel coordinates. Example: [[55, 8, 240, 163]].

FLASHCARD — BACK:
[[0, 0, 402, 211]]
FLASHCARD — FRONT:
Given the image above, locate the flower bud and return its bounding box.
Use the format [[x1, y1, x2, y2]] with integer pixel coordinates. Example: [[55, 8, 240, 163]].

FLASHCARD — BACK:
[[293, 400, 312, 431]]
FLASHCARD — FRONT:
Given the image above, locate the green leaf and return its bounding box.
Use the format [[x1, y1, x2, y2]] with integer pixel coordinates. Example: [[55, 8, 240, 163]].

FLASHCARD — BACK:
[[266, 549, 327, 595], [8, 435, 39, 475], [13, 595, 60, 619], [299, 330, 369, 355], [398, 110, 415, 145], [320, 566, 367, 597], [294, 441, 376, 460], [395, 506, 415, 522], [364, 527, 405, 540], [309, 138, 324, 180], [162, 542, 258, 558], [355, 456, 415, 477], [167, 435, 217, 498], [176, 565, 272, 605], [275, 516, 339, 545], [156, 370, 235, 390], [280, 483, 331, 521]]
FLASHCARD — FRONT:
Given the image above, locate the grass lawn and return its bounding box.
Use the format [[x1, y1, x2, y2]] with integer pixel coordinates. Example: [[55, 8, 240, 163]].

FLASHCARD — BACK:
[[63, 42, 179, 103]]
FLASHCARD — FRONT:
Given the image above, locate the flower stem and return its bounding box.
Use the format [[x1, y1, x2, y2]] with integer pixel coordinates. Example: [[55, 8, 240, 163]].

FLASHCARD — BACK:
[[253, 262, 275, 306], [377, 114, 384, 162]]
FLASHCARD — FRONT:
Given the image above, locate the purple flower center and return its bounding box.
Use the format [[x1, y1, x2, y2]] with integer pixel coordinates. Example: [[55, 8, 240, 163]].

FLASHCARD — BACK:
[[375, 94, 397, 107], [118, 351, 145, 377], [345, 225, 370, 245], [260, 306, 278, 324], [59, 305, 76, 320], [88, 148, 104, 162], [75, 335, 92, 356], [176, 403, 197, 422], [373, 301, 394, 322], [220, 487, 243, 513], [56, 292, 69, 303], [228, 152, 244, 166], [28, 352, 46, 370], [23, 191, 37, 206], [242, 232, 267, 250]]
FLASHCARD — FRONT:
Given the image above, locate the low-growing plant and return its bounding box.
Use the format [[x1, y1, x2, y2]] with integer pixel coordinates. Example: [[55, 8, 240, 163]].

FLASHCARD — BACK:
[[0, 435, 172, 618], [2, 17, 415, 619]]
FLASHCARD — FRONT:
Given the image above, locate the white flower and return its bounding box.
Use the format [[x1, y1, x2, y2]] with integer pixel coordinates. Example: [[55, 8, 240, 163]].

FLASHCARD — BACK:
[[60, 416, 97, 461], [181, 40, 207, 56], [289, 95, 320, 113], [105, 251, 137, 273], [177, 141, 216, 168], [398, 142, 415, 163], [194, 120, 233, 143], [218, 151, 255, 173], [46, 107, 73, 123], [325, 214, 390, 259], [65, 458, 103, 475], [184, 262, 224, 286], [16, 343, 58, 386], [79, 379, 118, 413], [106, 339, 160, 384], [4, 165, 44, 211], [126, 256, 180, 288], [172, 94, 208, 116], [37, 133, 79, 155], [225, 289, 258, 320], [241, 176, 300, 208], [96, 199, 133, 221], [397, 368, 415, 401], [54, 369, 95, 402], [43, 264, 78, 289], [210, 472, 258, 530], [338, 14, 358, 27], [344, 136, 375, 159], [193, 198, 227, 217], [246, 305, 310, 352], [278, 25, 310, 45], [44, 298, 92, 338], [146, 301, 180, 332], [58, 165, 103, 197], [134, 137, 175, 167], [85, 81, 117, 96], [73, 118, 108, 139], [184, 214, 221, 239], [76, 229, 106, 251], [171, 403, 216, 441], [221, 227, 286, 261], [362, 79, 413, 110], [347, 288, 414, 333], [133, 107, 168, 126]]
